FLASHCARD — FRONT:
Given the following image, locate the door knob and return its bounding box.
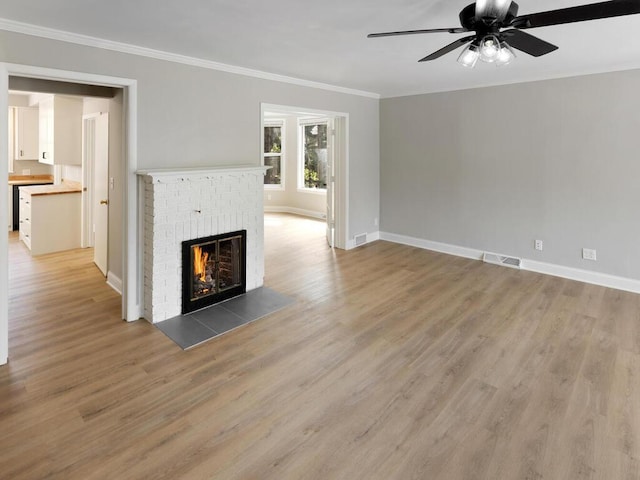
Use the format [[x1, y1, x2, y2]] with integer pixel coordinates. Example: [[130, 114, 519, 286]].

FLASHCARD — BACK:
[[100, 199, 109, 205]]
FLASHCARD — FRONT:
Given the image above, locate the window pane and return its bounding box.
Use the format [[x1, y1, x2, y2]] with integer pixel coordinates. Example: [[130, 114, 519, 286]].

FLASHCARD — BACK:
[[303, 124, 327, 189], [264, 156, 281, 185], [264, 126, 282, 154]]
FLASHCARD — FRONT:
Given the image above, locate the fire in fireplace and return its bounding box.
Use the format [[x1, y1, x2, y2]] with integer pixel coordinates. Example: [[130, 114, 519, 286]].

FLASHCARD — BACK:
[[182, 230, 247, 314]]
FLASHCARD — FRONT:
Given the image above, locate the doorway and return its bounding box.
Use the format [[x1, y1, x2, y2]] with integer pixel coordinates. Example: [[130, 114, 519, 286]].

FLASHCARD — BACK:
[[260, 103, 349, 249], [0, 64, 139, 365]]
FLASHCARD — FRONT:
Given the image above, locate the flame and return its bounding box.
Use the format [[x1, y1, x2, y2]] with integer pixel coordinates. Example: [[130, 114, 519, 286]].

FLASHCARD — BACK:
[[193, 245, 210, 281]]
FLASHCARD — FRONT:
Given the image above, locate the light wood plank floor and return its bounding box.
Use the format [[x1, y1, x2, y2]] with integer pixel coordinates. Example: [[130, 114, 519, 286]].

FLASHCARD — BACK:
[[2, 214, 640, 479]]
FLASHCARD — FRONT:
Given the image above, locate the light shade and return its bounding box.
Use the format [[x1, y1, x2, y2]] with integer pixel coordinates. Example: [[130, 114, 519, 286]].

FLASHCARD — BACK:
[[496, 41, 516, 66], [459, 36, 516, 68], [479, 35, 501, 63], [457, 43, 480, 68]]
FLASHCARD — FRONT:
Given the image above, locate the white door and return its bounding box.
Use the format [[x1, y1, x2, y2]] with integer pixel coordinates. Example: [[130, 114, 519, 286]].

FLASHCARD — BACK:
[[326, 117, 335, 248], [93, 113, 109, 276], [83, 113, 109, 276]]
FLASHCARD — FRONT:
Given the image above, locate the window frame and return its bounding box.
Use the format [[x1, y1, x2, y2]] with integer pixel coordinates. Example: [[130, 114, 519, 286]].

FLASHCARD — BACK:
[[297, 118, 329, 194], [263, 119, 285, 191]]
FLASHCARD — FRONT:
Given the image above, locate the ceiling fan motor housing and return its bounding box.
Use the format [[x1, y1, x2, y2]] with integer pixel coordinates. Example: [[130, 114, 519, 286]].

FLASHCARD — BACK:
[[460, 1, 520, 34]]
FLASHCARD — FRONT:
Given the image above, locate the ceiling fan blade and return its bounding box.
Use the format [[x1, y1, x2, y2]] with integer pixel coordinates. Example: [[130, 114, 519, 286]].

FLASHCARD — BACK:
[[475, 0, 513, 21], [419, 35, 476, 62], [511, 0, 640, 29], [367, 27, 467, 38], [501, 29, 558, 57]]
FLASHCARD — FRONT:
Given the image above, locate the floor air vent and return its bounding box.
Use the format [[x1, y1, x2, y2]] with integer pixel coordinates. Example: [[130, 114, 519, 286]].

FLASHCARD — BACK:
[[354, 233, 367, 246], [483, 252, 521, 269]]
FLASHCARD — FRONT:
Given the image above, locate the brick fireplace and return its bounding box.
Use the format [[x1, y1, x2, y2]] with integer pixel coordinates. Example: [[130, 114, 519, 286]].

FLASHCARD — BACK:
[[137, 166, 268, 323]]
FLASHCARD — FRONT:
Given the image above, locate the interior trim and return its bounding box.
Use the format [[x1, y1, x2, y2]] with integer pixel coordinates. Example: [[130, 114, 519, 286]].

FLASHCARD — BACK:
[[0, 17, 380, 100], [264, 206, 326, 220], [0, 63, 139, 366], [380, 231, 640, 294]]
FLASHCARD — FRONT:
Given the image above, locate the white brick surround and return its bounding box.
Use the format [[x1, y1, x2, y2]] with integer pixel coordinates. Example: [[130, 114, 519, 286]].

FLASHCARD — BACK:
[[137, 166, 269, 323]]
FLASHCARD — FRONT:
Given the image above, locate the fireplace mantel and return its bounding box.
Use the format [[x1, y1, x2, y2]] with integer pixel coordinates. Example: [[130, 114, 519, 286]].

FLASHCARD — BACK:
[[138, 164, 268, 322], [136, 165, 270, 182]]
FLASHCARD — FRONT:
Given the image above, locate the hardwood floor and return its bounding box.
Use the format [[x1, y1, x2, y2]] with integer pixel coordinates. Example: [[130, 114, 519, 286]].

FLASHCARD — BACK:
[[2, 214, 640, 479]]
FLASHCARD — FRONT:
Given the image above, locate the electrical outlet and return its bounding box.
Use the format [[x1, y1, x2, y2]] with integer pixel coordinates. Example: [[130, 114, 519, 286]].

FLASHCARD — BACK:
[[374, 217, 378, 227], [22, 169, 30, 175], [535, 239, 543, 251], [582, 248, 597, 261], [267, 194, 272, 201], [109, 177, 115, 189]]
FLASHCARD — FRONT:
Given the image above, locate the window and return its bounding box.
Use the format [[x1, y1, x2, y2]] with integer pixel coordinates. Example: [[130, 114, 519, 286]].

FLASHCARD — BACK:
[[299, 121, 328, 191], [263, 121, 284, 187]]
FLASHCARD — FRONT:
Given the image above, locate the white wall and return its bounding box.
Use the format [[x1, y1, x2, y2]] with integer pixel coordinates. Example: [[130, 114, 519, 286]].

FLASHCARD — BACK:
[[380, 69, 640, 280], [0, 30, 379, 240], [263, 114, 326, 217]]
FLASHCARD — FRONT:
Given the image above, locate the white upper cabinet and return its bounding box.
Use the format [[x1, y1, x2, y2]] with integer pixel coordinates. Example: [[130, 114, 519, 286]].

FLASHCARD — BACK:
[[13, 106, 39, 161], [8, 108, 14, 173], [38, 95, 83, 166]]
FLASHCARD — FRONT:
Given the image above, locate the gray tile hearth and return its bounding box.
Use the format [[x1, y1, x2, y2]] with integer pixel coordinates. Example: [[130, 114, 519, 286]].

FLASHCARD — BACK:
[[155, 287, 294, 350]]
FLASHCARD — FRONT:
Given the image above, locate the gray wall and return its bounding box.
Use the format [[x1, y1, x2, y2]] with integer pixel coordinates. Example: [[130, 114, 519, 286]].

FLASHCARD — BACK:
[[0, 30, 380, 249], [381, 70, 640, 279]]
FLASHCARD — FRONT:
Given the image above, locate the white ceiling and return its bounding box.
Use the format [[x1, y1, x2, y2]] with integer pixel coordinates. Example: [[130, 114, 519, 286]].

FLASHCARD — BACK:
[[1, 0, 640, 98]]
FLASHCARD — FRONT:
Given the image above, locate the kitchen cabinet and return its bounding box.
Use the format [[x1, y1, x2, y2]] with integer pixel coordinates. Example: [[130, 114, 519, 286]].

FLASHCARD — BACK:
[[19, 184, 82, 255], [13, 106, 39, 160], [8, 108, 13, 173], [9, 178, 54, 231], [38, 95, 83, 166]]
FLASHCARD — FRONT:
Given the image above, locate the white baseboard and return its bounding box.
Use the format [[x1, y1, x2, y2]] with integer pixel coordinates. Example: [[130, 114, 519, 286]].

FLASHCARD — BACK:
[[380, 231, 640, 294], [521, 259, 640, 294], [107, 271, 123, 295], [264, 206, 326, 220], [379, 232, 483, 260]]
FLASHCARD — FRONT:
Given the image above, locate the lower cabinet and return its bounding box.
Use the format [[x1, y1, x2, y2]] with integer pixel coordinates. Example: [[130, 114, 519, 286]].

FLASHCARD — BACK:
[[19, 189, 81, 255]]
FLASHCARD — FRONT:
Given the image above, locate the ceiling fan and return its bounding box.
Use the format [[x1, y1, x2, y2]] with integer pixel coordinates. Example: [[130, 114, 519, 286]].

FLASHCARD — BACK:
[[367, 0, 640, 67]]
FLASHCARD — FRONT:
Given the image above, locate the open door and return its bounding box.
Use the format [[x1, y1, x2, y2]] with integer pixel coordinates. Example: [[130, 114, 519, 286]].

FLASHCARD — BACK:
[[325, 117, 335, 248], [93, 113, 109, 276], [82, 112, 109, 276]]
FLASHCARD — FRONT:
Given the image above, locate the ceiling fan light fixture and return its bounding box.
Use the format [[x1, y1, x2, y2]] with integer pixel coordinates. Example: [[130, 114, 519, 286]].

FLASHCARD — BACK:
[[369, 0, 640, 68], [457, 43, 480, 68], [495, 41, 516, 66], [479, 34, 501, 62]]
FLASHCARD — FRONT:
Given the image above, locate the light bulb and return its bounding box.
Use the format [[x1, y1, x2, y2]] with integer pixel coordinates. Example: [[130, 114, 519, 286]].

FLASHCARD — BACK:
[[496, 41, 515, 66], [479, 35, 500, 63], [457, 43, 480, 68]]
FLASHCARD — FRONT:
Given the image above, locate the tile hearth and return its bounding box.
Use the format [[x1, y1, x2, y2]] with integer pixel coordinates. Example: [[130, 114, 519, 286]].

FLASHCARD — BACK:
[[155, 287, 294, 349]]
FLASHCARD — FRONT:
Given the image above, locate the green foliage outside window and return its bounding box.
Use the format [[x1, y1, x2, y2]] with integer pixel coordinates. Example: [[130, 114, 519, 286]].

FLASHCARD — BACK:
[[264, 125, 282, 185], [303, 123, 327, 189]]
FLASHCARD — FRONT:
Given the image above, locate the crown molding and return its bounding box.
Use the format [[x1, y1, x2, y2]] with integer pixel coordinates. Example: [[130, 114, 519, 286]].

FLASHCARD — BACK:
[[0, 17, 380, 100]]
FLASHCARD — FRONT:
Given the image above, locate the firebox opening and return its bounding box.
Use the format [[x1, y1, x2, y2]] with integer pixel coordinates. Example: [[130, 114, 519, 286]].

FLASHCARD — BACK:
[[182, 230, 247, 314]]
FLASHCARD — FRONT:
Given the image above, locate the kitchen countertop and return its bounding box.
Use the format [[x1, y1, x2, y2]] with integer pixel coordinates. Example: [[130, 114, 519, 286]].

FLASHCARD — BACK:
[[19, 181, 82, 196], [8, 174, 54, 186]]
